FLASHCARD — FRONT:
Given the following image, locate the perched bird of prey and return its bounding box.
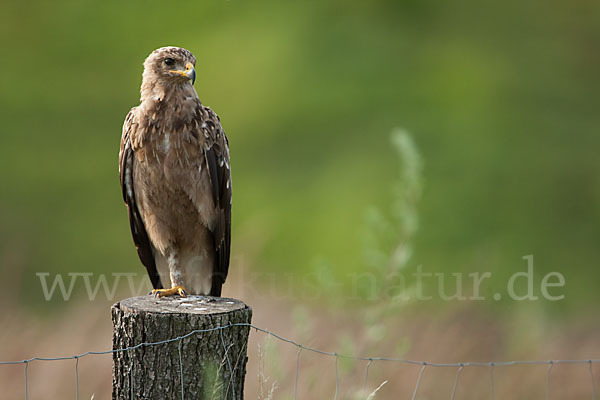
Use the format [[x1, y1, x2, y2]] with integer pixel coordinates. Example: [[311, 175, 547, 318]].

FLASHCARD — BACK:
[[119, 46, 231, 297]]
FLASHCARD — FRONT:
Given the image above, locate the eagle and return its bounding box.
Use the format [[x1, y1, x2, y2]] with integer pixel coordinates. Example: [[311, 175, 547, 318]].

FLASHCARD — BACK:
[[119, 46, 231, 297]]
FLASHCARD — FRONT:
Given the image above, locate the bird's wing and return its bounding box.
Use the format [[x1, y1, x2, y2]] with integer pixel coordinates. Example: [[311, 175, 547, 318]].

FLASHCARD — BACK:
[[198, 106, 232, 296], [119, 109, 163, 289]]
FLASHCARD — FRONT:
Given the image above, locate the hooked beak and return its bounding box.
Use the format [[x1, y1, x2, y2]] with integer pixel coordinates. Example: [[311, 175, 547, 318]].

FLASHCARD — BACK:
[[169, 62, 196, 85], [185, 62, 196, 85]]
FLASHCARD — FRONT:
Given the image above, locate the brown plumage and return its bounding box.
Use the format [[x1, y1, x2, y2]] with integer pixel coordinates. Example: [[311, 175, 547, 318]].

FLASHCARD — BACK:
[[119, 46, 231, 297]]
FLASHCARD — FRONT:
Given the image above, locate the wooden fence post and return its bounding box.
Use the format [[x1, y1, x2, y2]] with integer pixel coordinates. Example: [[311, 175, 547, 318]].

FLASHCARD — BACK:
[[112, 296, 252, 400]]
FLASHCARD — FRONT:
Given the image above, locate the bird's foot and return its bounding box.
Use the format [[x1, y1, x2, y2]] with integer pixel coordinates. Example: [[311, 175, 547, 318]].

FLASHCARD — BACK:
[[151, 285, 187, 298]]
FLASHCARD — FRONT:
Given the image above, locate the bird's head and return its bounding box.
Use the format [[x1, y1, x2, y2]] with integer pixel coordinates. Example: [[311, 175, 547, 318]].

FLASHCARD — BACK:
[[142, 46, 197, 90]]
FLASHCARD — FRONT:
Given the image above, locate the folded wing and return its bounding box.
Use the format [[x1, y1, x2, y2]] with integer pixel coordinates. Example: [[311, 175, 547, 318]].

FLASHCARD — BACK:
[[119, 109, 162, 289]]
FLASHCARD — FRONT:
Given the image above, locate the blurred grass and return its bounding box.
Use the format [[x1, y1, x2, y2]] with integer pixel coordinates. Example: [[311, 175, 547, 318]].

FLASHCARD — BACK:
[[0, 0, 598, 313]]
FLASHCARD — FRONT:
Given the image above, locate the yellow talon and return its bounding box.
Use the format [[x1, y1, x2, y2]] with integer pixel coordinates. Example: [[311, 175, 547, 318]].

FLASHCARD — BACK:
[[151, 285, 187, 298]]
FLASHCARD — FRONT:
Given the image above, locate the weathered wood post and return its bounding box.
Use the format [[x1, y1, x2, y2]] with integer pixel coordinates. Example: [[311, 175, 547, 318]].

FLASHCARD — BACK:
[[112, 296, 252, 400]]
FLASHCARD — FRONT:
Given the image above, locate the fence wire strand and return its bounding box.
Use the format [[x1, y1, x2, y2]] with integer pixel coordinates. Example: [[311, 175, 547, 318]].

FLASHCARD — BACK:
[[411, 364, 426, 400], [219, 326, 236, 400], [4, 322, 600, 398], [294, 346, 302, 400], [75, 356, 79, 400], [178, 341, 184, 400], [24, 361, 28, 400], [130, 355, 134, 400], [546, 361, 553, 400], [363, 359, 373, 392], [334, 354, 339, 400], [590, 360, 597, 400], [489, 362, 495, 400], [450, 365, 463, 400]]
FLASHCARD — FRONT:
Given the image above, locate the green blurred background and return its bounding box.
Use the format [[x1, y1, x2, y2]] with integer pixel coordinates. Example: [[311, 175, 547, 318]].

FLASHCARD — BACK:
[[0, 0, 598, 314]]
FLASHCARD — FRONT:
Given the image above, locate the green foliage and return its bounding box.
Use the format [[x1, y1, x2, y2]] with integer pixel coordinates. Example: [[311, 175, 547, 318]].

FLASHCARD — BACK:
[[202, 361, 225, 400], [257, 341, 278, 400], [361, 129, 423, 297], [0, 0, 598, 314]]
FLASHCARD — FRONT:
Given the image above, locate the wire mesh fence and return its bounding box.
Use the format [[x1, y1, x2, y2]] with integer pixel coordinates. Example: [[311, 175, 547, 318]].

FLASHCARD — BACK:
[[1, 322, 599, 399]]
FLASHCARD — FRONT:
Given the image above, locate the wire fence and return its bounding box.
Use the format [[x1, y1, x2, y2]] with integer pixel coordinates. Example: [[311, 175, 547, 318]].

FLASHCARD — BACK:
[[2, 322, 599, 399]]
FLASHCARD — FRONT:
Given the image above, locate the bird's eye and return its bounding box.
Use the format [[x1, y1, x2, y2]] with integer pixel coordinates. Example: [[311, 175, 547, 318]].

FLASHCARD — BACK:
[[164, 58, 175, 66]]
